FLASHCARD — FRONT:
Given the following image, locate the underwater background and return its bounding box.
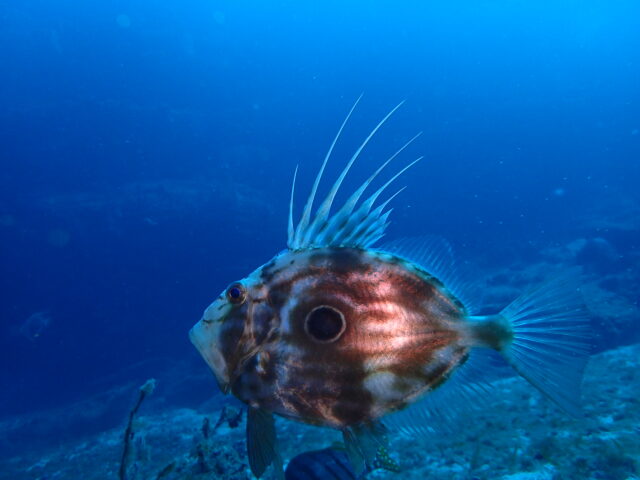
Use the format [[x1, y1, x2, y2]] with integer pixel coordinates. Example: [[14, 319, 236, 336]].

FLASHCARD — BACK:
[[1, 1, 638, 479]]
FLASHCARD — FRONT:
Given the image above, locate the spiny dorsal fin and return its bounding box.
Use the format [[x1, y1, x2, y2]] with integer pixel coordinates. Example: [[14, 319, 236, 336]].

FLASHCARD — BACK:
[[287, 98, 421, 250], [291, 94, 363, 249]]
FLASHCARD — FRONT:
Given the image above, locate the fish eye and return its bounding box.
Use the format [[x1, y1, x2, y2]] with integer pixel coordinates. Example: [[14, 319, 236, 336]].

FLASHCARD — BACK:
[[226, 283, 247, 305], [304, 305, 346, 343]]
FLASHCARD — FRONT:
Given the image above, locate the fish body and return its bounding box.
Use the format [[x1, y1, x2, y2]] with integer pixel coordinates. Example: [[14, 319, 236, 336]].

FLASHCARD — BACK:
[[189, 98, 590, 478], [193, 246, 474, 429]]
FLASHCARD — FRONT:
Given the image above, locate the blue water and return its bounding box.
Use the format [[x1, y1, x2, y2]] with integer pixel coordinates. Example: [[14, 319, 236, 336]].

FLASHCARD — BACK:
[[1, 0, 638, 450]]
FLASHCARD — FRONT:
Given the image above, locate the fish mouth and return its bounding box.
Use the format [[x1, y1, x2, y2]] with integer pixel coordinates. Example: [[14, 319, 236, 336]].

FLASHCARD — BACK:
[[189, 320, 231, 394]]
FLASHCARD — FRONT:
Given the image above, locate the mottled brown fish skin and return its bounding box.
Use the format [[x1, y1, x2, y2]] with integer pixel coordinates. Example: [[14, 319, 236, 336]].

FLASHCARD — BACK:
[[226, 247, 470, 429]]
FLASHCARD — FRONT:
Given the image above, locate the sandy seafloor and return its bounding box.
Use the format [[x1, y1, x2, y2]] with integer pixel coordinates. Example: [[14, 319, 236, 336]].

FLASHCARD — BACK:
[[2, 343, 638, 480]]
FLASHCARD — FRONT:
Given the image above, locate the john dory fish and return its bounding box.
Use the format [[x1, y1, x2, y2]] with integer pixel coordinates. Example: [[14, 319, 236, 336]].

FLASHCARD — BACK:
[[189, 98, 591, 478]]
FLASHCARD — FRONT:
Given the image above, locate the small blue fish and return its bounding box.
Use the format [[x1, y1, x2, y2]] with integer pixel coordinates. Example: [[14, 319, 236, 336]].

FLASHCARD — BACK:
[[189, 97, 591, 479], [285, 445, 399, 480], [285, 448, 361, 480]]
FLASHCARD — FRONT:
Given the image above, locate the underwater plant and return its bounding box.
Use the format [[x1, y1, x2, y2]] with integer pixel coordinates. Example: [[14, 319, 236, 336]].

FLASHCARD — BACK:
[[119, 379, 156, 480]]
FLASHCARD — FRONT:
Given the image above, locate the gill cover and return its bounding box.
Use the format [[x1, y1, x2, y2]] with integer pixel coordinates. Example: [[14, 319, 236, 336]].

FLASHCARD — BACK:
[[190, 276, 276, 395]]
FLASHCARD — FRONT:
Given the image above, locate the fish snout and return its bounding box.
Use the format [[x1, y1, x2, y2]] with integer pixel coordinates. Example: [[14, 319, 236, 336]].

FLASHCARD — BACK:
[[189, 318, 231, 394]]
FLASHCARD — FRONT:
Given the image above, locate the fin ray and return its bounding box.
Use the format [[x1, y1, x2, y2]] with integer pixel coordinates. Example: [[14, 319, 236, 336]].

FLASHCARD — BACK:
[[287, 165, 299, 247], [497, 272, 591, 416], [379, 235, 483, 314], [246, 408, 283, 478], [383, 349, 506, 437], [289, 99, 421, 250], [301, 101, 405, 246], [318, 133, 422, 247], [292, 94, 362, 249]]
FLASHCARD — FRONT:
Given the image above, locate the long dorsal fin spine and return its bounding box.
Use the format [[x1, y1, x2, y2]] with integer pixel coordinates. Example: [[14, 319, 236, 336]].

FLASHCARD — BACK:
[[360, 207, 394, 247], [286, 165, 299, 248], [338, 156, 418, 245], [318, 132, 423, 246], [339, 189, 403, 246], [345, 155, 421, 243], [334, 152, 417, 245], [289, 99, 422, 250], [362, 214, 392, 247], [292, 94, 363, 249], [301, 101, 406, 246], [368, 156, 423, 207]]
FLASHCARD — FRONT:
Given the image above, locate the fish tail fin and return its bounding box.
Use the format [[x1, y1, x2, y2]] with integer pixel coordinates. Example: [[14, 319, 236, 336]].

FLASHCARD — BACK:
[[493, 273, 592, 415]]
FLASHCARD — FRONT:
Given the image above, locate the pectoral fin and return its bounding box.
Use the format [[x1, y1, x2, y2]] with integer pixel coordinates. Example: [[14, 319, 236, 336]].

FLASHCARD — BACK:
[[246, 407, 283, 479]]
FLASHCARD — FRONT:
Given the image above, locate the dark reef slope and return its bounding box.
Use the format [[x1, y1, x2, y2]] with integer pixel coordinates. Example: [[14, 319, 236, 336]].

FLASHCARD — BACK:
[[1, 343, 638, 480]]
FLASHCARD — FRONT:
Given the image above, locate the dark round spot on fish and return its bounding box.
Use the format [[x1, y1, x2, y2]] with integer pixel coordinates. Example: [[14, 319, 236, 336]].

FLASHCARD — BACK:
[[305, 305, 346, 343]]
